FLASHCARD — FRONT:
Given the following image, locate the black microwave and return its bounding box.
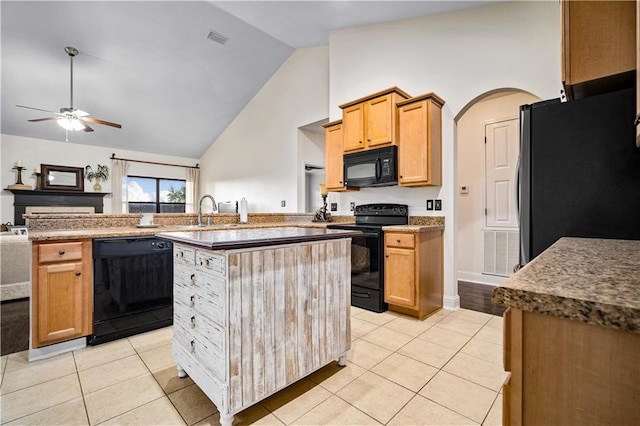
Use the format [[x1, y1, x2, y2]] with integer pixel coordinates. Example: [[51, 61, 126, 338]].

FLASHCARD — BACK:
[[343, 146, 397, 187]]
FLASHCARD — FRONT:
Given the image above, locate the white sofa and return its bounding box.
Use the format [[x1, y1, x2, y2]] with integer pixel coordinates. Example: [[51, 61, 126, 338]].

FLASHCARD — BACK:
[[0, 232, 30, 301]]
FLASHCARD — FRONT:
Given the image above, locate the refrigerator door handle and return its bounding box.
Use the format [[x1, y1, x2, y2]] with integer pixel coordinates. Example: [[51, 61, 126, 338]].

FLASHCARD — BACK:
[[515, 154, 521, 225]]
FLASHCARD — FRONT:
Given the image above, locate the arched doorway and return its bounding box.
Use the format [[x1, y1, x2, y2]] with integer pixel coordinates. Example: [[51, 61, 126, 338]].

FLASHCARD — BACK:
[[455, 89, 540, 314]]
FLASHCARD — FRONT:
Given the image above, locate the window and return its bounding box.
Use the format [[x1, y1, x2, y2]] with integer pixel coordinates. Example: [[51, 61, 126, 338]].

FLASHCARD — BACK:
[[125, 176, 186, 213]]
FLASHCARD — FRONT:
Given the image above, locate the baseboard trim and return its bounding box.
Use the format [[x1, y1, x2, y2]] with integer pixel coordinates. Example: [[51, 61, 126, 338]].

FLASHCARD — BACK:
[[457, 271, 508, 286], [29, 337, 86, 362], [443, 294, 460, 310]]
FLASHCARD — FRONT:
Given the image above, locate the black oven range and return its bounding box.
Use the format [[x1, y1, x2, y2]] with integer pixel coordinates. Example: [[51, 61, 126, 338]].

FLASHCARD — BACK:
[[327, 203, 408, 313]]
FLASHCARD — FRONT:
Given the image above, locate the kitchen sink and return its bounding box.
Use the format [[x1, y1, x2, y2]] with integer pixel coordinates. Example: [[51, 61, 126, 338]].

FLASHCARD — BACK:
[[168, 224, 241, 230]]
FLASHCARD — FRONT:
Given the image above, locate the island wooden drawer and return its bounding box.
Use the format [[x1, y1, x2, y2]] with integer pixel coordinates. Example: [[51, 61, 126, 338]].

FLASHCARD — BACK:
[[196, 252, 226, 275], [38, 241, 84, 263], [385, 233, 415, 249], [174, 245, 196, 265], [175, 283, 225, 325], [174, 321, 225, 380]]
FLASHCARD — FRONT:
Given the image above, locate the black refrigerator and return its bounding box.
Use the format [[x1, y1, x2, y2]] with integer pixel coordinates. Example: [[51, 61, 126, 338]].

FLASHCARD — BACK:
[[519, 87, 640, 266]]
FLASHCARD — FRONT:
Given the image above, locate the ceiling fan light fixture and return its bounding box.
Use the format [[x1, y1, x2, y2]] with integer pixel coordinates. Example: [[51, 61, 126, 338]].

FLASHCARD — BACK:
[[57, 117, 84, 131]]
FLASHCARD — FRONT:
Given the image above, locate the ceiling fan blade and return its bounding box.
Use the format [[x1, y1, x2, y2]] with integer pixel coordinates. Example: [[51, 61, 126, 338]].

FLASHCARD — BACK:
[[16, 105, 59, 114], [82, 117, 122, 129], [79, 121, 94, 132], [28, 117, 59, 122]]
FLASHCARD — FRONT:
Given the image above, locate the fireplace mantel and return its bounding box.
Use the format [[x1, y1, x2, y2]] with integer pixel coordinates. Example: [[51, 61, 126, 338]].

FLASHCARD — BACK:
[[6, 189, 110, 225]]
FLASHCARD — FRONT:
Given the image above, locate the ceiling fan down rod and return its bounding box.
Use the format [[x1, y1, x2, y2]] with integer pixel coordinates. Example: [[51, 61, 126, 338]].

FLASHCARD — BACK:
[[65, 46, 78, 111]]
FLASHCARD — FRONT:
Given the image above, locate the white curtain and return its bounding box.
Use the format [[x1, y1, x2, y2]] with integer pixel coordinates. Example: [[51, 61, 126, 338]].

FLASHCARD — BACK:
[[111, 159, 129, 213], [185, 167, 200, 213]]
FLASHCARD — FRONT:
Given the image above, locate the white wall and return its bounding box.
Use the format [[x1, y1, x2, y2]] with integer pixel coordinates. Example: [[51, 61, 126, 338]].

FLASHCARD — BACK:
[[1, 134, 198, 223], [199, 46, 329, 212], [456, 91, 540, 283], [297, 127, 326, 213], [328, 1, 562, 308]]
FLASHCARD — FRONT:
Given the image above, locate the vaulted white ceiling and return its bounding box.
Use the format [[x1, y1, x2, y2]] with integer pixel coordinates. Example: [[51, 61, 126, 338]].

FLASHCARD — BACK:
[[1, 1, 493, 158]]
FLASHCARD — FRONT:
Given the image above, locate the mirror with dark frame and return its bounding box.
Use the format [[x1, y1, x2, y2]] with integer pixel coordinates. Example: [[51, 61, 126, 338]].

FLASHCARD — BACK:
[[40, 164, 84, 191]]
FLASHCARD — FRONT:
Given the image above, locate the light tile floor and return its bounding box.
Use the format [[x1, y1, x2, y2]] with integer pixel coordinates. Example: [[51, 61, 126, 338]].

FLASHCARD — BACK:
[[0, 308, 506, 425]]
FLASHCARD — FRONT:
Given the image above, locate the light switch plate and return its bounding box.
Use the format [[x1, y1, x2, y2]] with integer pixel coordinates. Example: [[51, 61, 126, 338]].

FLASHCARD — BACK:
[[434, 199, 442, 211], [331, 203, 337, 211], [281, 200, 286, 207], [350, 202, 355, 211], [426, 200, 434, 211]]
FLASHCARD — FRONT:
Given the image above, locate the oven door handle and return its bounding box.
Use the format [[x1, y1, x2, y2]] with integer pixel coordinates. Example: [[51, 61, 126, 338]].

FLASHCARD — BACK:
[[352, 291, 371, 299], [359, 232, 380, 238]]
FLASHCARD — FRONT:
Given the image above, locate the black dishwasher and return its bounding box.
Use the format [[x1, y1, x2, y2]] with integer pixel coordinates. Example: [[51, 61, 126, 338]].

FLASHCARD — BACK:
[[90, 237, 173, 345]]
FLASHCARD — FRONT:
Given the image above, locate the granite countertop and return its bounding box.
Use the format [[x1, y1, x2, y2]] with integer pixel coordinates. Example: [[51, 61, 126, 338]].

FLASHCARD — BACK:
[[156, 227, 362, 250], [383, 216, 445, 232], [28, 222, 327, 241], [492, 237, 640, 333]]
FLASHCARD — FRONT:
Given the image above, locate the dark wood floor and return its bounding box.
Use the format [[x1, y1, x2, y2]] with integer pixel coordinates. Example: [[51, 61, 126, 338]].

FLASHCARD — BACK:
[[1, 298, 30, 356], [458, 280, 507, 316]]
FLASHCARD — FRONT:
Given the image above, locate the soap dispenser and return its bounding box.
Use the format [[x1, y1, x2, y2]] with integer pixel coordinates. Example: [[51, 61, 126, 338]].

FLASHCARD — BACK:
[[239, 197, 248, 224]]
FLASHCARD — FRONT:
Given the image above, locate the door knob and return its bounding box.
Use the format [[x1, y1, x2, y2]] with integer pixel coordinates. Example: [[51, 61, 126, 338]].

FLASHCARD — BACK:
[[75, 272, 81, 276]]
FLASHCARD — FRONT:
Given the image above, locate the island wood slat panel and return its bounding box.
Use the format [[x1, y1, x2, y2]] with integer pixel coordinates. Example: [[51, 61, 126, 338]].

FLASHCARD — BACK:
[[223, 239, 351, 414]]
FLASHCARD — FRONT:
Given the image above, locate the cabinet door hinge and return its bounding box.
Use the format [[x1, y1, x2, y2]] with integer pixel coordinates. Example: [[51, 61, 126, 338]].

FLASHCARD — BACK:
[[485, 208, 488, 216], [484, 136, 487, 144]]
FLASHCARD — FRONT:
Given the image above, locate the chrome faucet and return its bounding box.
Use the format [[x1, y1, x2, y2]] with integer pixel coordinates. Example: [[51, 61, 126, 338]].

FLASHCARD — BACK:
[[197, 195, 217, 226]]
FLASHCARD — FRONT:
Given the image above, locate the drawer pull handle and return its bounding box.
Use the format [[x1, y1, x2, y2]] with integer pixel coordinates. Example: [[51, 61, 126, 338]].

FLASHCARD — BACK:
[[206, 259, 210, 266], [75, 271, 82, 276], [190, 274, 195, 281], [190, 340, 195, 353], [396, 239, 401, 243], [385, 255, 389, 258], [189, 296, 195, 307], [190, 316, 196, 329], [59, 250, 65, 255]]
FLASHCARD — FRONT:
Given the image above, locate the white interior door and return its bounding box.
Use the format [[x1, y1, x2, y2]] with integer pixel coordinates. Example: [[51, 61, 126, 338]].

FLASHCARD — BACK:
[[485, 118, 519, 229]]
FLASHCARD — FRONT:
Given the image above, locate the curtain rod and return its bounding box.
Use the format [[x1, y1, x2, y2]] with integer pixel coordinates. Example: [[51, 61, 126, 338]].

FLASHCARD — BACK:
[[110, 153, 199, 169]]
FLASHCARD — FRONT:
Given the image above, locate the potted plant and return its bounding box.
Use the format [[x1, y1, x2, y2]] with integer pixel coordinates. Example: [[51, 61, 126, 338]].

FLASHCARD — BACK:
[[85, 164, 109, 192]]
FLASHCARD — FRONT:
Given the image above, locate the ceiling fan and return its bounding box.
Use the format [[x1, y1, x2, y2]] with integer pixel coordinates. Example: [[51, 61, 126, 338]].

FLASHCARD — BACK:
[[16, 46, 122, 136]]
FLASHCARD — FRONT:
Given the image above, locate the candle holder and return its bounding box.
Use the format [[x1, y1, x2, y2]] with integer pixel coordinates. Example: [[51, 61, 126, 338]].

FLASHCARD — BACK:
[[7, 167, 32, 190], [313, 193, 331, 222], [32, 172, 42, 190]]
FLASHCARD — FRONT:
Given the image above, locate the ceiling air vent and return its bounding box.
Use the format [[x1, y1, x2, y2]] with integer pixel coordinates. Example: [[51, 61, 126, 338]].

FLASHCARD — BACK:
[[207, 30, 228, 45]]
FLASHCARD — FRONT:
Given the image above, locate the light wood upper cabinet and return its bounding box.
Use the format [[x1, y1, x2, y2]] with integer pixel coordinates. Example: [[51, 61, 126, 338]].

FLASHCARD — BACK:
[[340, 87, 410, 153], [323, 120, 357, 192], [384, 230, 443, 320], [562, 0, 637, 100], [32, 239, 92, 348], [397, 93, 445, 187]]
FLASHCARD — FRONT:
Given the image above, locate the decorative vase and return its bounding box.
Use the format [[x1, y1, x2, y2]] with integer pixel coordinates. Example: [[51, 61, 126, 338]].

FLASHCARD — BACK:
[[93, 181, 102, 192]]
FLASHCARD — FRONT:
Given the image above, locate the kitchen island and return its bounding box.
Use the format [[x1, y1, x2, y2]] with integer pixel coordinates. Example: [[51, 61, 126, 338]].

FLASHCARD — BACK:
[[492, 237, 640, 425], [157, 227, 360, 426]]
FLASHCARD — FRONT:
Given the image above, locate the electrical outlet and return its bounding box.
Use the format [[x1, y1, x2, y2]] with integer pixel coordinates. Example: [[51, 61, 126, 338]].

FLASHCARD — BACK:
[[330, 203, 337, 211], [435, 199, 442, 211], [426, 199, 434, 211], [350, 202, 355, 211], [281, 200, 286, 207]]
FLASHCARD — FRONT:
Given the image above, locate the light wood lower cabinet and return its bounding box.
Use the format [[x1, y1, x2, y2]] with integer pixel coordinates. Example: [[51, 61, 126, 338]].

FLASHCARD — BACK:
[[384, 230, 443, 320], [32, 239, 92, 348], [503, 308, 640, 425], [172, 239, 351, 425]]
